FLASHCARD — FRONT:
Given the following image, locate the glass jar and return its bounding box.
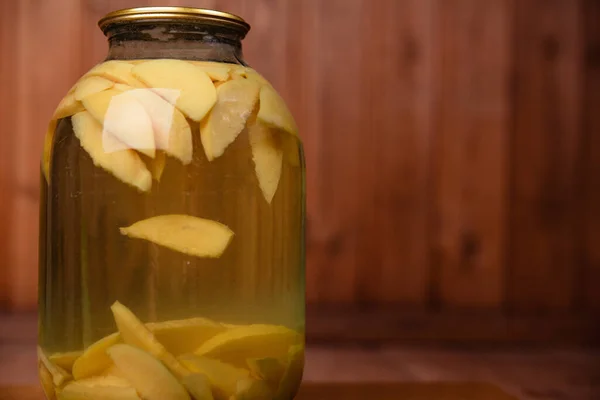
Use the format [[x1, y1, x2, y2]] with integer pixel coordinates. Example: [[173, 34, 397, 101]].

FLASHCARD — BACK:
[[38, 7, 305, 400]]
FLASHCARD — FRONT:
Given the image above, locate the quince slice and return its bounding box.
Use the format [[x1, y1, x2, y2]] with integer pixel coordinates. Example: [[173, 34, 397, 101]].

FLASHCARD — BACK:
[[39, 360, 57, 400], [54, 92, 84, 120], [257, 85, 298, 136], [148, 151, 166, 182], [179, 354, 249, 399], [48, 351, 82, 373], [248, 121, 283, 203], [148, 317, 227, 356], [132, 59, 216, 122], [38, 347, 72, 388], [71, 111, 152, 192], [200, 78, 260, 161], [74, 76, 115, 101], [119, 215, 234, 258], [58, 376, 140, 400], [72, 332, 120, 380], [274, 345, 304, 400], [190, 61, 232, 81], [87, 61, 145, 88]]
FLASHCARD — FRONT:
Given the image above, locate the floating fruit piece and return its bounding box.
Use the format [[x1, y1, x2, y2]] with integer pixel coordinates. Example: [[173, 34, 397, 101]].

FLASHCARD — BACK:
[[110, 301, 190, 379], [87, 61, 145, 88], [82, 88, 156, 158], [132, 59, 216, 121], [190, 61, 232, 81], [48, 351, 82, 373], [54, 92, 85, 120], [194, 325, 301, 367], [74, 76, 115, 101], [72, 332, 120, 380], [42, 119, 57, 184], [257, 85, 298, 136], [181, 373, 214, 400], [248, 121, 283, 203], [58, 376, 140, 400], [200, 78, 260, 161], [107, 344, 190, 400], [39, 360, 56, 400], [246, 357, 284, 385], [274, 345, 304, 400], [71, 111, 152, 192], [38, 347, 72, 388], [179, 354, 250, 399], [148, 151, 166, 182], [119, 215, 234, 258], [235, 378, 274, 400], [129, 88, 193, 164], [148, 317, 227, 356]]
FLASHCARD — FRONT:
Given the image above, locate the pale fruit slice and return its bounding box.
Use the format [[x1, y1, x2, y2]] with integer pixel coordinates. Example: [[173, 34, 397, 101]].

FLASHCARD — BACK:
[[54, 92, 84, 119], [58, 376, 140, 400], [74, 76, 115, 101], [72, 111, 152, 192], [87, 61, 145, 88], [39, 360, 57, 400], [179, 354, 249, 399], [235, 378, 274, 400], [200, 78, 260, 161], [72, 332, 120, 380], [119, 215, 234, 258], [38, 347, 72, 388], [194, 325, 301, 367], [110, 301, 190, 379], [274, 345, 304, 400], [190, 61, 232, 81], [82, 89, 156, 158], [246, 357, 284, 385], [248, 121, 283, 203], [107, 344, 190, 400], [181, 373, 214, 400], [257, 85, 298, 136], [49, 351, 82, 373], [132, 59, 216, 121], [129, 88, 193, 164], [148, 317, 227, 356], [231, 67, 271, 86], [42, 119, 57, 184], [148, 151, 166, 181]]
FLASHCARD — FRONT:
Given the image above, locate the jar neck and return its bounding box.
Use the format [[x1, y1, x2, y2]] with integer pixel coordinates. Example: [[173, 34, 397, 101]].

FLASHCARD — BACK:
[[105, 23, 246, 64]]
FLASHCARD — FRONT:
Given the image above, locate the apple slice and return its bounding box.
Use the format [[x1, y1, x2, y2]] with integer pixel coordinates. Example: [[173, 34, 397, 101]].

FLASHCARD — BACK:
[[82, 89, 156, 158], [178, 354, 250, 399], [39, 360, 57, 400], [231, 67, 271, 86], [148, 151, 166, 182], [147, 317, 227, 356], [48, 351, 82, 373], [38, 347, 72, 388], [119, 215, 234, 258], [72, 332, 120, 380], [257, 85, 298, 136], [132, 59, 216, 122], [248, 121, 283, 204], [54, 92, 84, 120], [189, 61, 232, 81], [58, 376, 140, 400], [87, 60, 145, 88], [107, 344, 190, 400], [72, 111, 152, 192], [200, 78, 260, 161], [74, 76, 115, 101]]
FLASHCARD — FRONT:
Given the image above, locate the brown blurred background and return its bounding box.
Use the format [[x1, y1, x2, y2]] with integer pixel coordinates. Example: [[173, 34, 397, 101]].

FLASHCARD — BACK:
[[0, 0, 599, 347]]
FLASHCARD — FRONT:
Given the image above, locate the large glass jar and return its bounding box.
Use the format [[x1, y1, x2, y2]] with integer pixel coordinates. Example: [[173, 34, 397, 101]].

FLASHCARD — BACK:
[[38, 7, 305, 400]]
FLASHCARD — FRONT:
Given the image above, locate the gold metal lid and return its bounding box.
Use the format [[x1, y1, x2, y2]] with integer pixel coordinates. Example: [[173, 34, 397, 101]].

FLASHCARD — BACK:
[[98, 7, 250, 36]]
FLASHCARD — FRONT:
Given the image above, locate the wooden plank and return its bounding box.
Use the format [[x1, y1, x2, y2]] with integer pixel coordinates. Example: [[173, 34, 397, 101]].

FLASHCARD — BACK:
[[433, 0, 512, 308], [509, 0, 583, 311], [581, 0, 600, 310], [352, 0, 435, 305]]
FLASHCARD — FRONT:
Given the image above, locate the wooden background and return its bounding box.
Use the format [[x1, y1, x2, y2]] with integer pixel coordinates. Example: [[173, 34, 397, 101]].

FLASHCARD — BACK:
[[1, 0, 599, 342]]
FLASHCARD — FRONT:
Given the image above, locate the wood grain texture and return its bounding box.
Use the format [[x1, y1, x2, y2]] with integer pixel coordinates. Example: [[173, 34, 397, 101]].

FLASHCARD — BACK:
[[509, 0, 583, 311]]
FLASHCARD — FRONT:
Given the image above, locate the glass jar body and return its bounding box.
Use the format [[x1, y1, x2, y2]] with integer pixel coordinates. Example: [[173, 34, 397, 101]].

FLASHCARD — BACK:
[[38, 20, 305, 400]]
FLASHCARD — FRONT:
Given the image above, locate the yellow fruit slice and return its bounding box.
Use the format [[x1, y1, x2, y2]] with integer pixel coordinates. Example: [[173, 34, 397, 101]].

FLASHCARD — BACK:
[[42, 119, 57, 184], [82, 88, 156, 158], [248, 121, 283, 203], [54, 92, 85, 120], [119, 215, 234, 258], [246, 357, 284, 385], [72, 111, 152, 192], [148, 317, 227, 356], [235, 378, 274, 400], [181, 374, 214, 400], [107, 344, 190, 400], [39, 360, 57, 400], [190, 61, 232, 81], [231, 67, 271, 86], [58, 376, 140, 400], [38, 347, 72, 388], [275, 345, 304, 400], [179, 354, 249, 399], [129, 88, 193, 164], [48, 351, 82, 373], [194, 325, 301, 367], [110, 301, 190, 379], [87, 60, 145, 88], [132, 59, 216, 122], [200, 78, 260, 161], [257, 85, 298, 136], [74, 76, 115, 101], [72, 332, 120, 380], [148, 151, 166, 182]]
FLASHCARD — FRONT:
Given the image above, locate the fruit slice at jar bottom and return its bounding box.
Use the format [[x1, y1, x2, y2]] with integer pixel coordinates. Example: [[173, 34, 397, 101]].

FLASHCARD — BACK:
[[178, 354, 250, 399], [49, 351, 83, 373], [39, 361, 57, 400], [72, 333, 120, 380], [248, 121, 283, 204], [58, 376, 140, 400], [200, 78, 260, 161], [119, 215, 234, 258], [107, 344, 190, 400], [247, 357, 285, 385], [132, 59, 216, 122], [275, 344, 304, 400], [71, 111, 152, 192], [38, 347, 72, 388], [236, 378, 274, 400]]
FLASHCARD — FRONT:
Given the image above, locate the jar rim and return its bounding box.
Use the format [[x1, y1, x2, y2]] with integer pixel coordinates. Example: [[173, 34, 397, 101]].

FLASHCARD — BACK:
[[98, 7, 250, 37]]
